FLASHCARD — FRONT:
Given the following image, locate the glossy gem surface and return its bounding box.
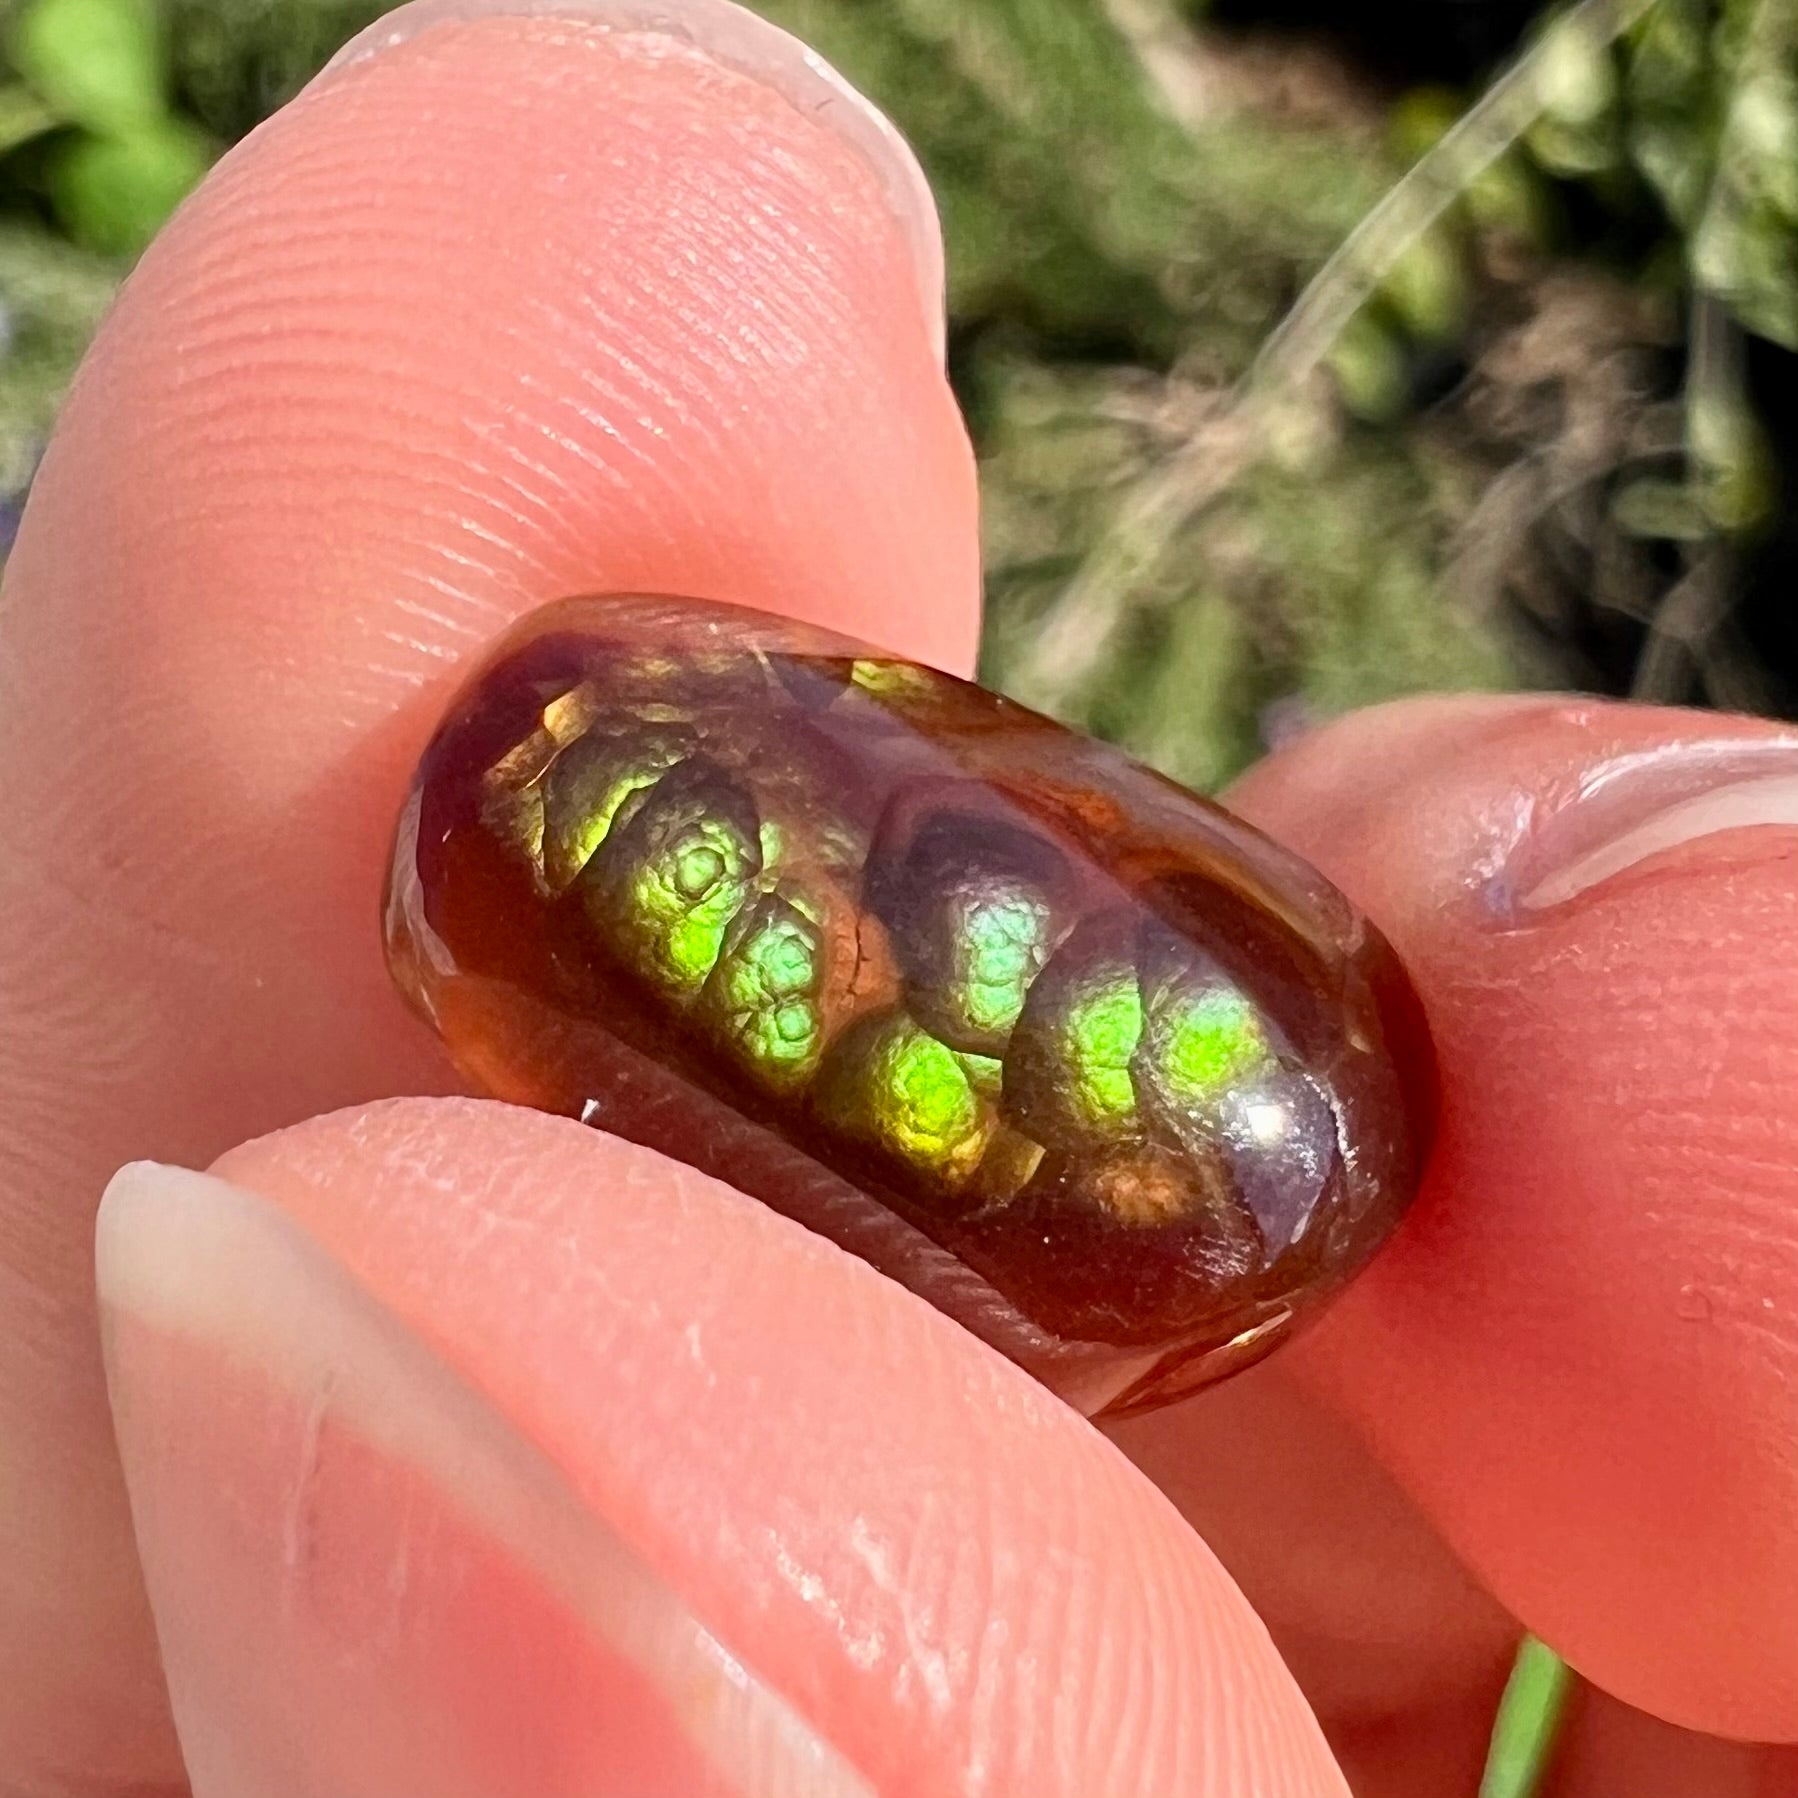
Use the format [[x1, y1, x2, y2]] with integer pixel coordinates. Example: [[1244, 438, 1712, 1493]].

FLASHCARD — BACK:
[[385, 595, 1432, 1416]]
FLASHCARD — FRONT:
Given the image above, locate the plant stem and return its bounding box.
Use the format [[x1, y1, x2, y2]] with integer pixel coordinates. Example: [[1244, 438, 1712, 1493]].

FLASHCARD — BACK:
[[1246, 0, 1662, 401], [1481, 1638, 1574, 1798], [1014, 0, 1665, 709]]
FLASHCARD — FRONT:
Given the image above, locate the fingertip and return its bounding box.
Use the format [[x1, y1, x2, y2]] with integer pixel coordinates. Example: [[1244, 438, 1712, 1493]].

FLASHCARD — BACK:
[[185, 1096, 1351, 1796], [320, 0, 949, 367], [1226, 695, 1798, 1737], [101, 1151, 872, 1798], [0, 16, 981, 1771]]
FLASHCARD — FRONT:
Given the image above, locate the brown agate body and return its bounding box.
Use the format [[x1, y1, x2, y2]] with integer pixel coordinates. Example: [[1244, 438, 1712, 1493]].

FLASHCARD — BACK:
[[385, 595, 1432, 1416]]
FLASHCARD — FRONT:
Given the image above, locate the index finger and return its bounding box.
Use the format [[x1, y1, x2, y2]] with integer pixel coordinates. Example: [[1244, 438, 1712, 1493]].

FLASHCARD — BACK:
[[0, 3, 974, 1780]]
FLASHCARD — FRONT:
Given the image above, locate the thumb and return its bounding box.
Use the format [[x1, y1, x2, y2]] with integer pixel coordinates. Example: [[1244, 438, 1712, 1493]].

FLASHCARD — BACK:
[[0, 0, 974, 1783], [100, 1099, 1353, 1797]]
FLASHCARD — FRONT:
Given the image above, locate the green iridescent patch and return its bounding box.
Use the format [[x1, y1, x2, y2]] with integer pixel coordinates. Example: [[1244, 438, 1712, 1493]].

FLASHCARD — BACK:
[[1135, 964, 1275, 1144], [1061, 969, 1145, 1134], [1155, 986, 1268, 1100], [1002, 918, 1149, 1153], [850, 658, 937, 701], [702, 892, 825, 1086], [952, 888, 1053, 1043], [818, 1012, 991, 1182], [584, 762, 762, 997], [540, 728, 692, 890], [872, 1021, 985, 1173]]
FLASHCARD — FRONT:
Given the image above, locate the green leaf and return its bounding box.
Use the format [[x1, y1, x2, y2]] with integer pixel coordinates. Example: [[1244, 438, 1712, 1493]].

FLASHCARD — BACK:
[[1327, 312, 1408, 422], [1464, 151, 1552, 241], [1388, 86, 1463, 163], [752, 0, 1389, 363], [1134, 586, 1263, 794], [1626, 0, 1721, 228], [1627, 0, 1798, 347], [1689, 371, 1776, 530], [0, 81, 61, 155], [1690, 61, 1798, 347], [1527, 9, 1623, 175], [1380, 225, 1468, 341], [9, 0, 169, 133], [49, 115, 212, 255]]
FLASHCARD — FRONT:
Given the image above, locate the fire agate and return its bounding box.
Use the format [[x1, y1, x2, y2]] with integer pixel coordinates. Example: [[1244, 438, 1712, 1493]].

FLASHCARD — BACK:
[[384, 595, 1432, 1416]]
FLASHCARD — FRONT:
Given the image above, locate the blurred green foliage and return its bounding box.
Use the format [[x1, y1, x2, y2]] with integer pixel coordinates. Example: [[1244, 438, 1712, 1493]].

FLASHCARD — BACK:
[[0, 0, 1793, 779], [3, 0, 212, 252], [0, 218, 114, 493]]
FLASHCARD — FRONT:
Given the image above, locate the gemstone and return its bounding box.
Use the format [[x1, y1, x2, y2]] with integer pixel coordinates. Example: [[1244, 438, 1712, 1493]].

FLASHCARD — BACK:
[[384, 595, 1433, 1417]]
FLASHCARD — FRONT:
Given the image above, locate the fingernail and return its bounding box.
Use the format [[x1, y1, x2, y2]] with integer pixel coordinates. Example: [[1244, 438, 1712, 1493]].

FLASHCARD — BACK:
[[1498, 735, 1798, 914], [99, 1160, 870, 1798], [318, 0, 946, 363]]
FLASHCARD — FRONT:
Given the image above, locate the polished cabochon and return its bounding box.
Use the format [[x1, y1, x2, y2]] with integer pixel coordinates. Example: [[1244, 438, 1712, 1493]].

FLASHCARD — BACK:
[[385, 595, 1433, 1416]]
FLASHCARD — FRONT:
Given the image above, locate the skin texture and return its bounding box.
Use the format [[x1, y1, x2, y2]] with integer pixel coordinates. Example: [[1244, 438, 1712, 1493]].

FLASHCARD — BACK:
[[0, 7, 1795, 1793], [0, 18, 975, 1789], [199, 1099, 1348, 1798], [1230, 697, 1798, 1737]]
